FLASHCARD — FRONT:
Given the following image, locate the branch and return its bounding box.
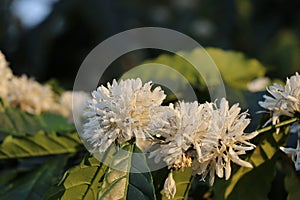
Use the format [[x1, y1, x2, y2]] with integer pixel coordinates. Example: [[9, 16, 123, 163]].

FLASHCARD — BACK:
[[257, 117, 299, 134]]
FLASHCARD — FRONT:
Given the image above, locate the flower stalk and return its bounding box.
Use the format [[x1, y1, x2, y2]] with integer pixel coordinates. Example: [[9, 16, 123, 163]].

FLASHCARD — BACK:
[[257, 117, 299, 134]]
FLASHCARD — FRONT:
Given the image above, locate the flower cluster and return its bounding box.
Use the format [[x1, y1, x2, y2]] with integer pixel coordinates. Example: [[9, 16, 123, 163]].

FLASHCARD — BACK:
[[191, 99, 258, 185], [149, 99, 258, 190], [83, 78, 258, 199], [259, 73, 300, 127], [257, 72, 300, 177], [83, 78, 166, 153], [0, 51, 13, 100], [0, 52, 56, 114], [7, 75, 57, 114], [0, 51, 88, 118]]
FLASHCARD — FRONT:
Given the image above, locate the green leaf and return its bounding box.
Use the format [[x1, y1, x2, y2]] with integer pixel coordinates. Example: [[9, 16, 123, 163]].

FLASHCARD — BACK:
[[285, 172, 300, 200], [98, 142, 156, 200], [0, 165, 18, 189], [205, 48, 266, 89], [122, 47, 266, 91], [46, 143, 156, 200], [40, 112, 75, 133], [226, 157, 276, 200], [160, 168, 194, 200], [127, 146, 156, 200], [44, 154, 110, 200], [0, 156, 69, 200], [121, 47, 266, 108], [0, 100, 74, 139], [214, 127, 289, 200], [283, 155, 300, 200], [0, 131, 83, 159]]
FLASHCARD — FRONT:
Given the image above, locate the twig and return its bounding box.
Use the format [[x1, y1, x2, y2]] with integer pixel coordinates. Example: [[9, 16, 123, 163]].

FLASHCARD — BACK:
[[257, 117, 299, 134]]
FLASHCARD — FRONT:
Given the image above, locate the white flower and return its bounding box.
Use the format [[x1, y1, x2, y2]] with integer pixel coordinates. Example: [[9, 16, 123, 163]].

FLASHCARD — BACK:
[[247, 77, 270, 92], [0, 51, 12, 79], [164, 171, 176, 199], [280, 139, 300, 171], [83, 78, 166, 153], [58, 91, 90, 123], [148, 98, 257, 185], [7, 75, 57, 115], [0, 51, 60, 115], [286, 73, 300, 112], [0, 51, 13, 99], [259, 73, 300, 127], [192, 159, 216, 185], [193, 98, 258, 185], [148, 101, 209, 169]]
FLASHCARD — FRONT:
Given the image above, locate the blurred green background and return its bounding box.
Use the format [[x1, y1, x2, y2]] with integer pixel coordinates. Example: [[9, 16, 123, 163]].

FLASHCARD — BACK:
[[0, 0, 300, 89]]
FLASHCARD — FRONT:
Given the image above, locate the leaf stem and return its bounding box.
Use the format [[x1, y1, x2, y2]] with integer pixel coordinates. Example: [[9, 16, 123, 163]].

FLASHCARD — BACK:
[[257, 117, 299, 134]]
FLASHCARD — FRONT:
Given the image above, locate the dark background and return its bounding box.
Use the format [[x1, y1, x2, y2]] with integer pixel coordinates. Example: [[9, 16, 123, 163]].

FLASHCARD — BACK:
[[0, 0, 300, 89]]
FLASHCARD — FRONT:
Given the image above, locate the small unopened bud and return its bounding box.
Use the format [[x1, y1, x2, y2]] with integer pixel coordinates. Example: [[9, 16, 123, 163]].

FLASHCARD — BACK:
[[164, 171, 176, 199]]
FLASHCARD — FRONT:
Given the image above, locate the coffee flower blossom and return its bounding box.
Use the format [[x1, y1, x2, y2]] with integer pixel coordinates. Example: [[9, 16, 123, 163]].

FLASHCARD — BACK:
[[164, 171, 176, 199], [280, 123, 300, 171], [69, 76, 259, 199], [192, 98, 258, 185], [7, 75, 57, 115], [0, 51, 61, 115], [148, 101, 210, 170], [149, 98, 258, 196], [148, 101, 212, 199], [259, 73, 300, 127], [83, 78, 166, 153], [0, 51, 13, 99]]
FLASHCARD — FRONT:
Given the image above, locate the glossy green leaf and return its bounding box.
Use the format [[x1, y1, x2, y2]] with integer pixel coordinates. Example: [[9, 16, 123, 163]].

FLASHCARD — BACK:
[[284, 156, 300, 200], [226, 157, 276, 200], [160, 168, 193, 200], [98, 143, 134, 199], [0, 131, 83, 159], [0, 165, 19, 189], [205, 48, 266, 89], [127, 145, 156, 200], [122, 47, 266, 91], [0, 100, 74, 139], [98, 143, 156, 200], [44, 154, 110, 200], [0, 156, 68, 200], [46, 143, 156, 200]]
